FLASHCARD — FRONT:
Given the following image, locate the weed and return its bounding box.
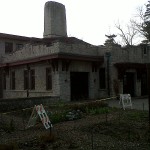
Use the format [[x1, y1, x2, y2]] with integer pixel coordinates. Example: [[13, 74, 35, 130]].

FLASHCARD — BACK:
[[48, 111, 67, 124]]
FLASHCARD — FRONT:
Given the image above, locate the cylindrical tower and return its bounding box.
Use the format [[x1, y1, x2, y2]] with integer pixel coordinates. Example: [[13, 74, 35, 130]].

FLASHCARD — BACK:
[[43, 1, 67, 38]]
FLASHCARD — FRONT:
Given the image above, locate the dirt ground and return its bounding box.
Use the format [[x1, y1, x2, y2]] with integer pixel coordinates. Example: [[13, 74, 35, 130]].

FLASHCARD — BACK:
[[1, 108, 150, 150]]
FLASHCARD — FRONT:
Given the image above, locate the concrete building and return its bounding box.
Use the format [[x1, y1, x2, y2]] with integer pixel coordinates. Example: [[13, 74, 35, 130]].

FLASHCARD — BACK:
[[0, 1, 149, 101]]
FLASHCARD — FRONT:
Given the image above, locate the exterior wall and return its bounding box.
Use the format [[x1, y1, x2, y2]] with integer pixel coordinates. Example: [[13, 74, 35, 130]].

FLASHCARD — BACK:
[[89, 71, 100, 99], [3, 62, 58, 99], [59, 60, 108, 100], [98, 63, 108, 98], [3, 41, 99, 64], [3, 42, 60, 63], [0, 41, 5, 57], [3, 59, 104, 101], [106, 44, 150, 97], [4, 65, 27, 98], [1, 35, 149, 100], [0, 39, 27, 54], [59, 71, 70, 101], [1, 39, 103, 101]]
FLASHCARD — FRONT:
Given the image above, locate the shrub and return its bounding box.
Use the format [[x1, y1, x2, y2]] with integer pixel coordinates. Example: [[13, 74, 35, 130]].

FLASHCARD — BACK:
[[48, 111, 67, 124]]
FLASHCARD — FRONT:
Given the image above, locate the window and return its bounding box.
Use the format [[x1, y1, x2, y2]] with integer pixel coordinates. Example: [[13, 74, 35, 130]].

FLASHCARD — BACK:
[[24, 70, 29, 90], [46, 68, 52, 90], [3, 72, 6, 90], [92, 64, 97, 72], [10, 71, 15, 90], [99, 68, 106, 89], [62, 61, 66, 71], [16, 43, 23, 51], [143, 46, 147, 55], [5, 42, 13, 53], [30, 70, 35, 90], [24, 69, 35, 90]]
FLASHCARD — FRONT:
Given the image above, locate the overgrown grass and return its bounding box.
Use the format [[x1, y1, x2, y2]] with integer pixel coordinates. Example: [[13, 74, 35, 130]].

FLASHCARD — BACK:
[[47, 101, 109, 124], [85, 107, 110, 115], [48, 110, 67, 124], [65, 101, 108, 112], [88, 109, 150, 144]]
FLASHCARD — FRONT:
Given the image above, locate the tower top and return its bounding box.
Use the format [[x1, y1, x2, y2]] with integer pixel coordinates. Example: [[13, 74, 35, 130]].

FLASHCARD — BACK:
[[43, 1, 67, 38]]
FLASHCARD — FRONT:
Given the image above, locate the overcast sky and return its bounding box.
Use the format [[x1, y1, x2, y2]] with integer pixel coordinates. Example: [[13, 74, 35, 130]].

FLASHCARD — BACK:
[[0, 0, 148, 45]]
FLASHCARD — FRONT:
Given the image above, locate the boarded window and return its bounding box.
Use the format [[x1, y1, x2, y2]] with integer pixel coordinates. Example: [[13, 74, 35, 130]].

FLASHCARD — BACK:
[[5, 42, 13, 53], [11, 71, 15, 90], [30, 69, 35, 90], [24, 70, 29, 90], [99, 68, 106, 89], [46, 68, 52, 90]]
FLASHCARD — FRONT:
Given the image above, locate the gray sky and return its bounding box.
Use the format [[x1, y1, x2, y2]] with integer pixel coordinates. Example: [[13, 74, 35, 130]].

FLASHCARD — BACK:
[[0, 0, 148, 45]]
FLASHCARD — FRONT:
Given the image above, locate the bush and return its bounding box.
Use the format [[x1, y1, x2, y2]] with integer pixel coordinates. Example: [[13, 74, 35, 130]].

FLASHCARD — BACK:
[[48, 111, 67, 124]]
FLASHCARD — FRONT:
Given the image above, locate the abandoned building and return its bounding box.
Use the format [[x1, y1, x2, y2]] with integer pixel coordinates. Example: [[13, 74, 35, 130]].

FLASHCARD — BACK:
[[0, 1, 149, 101]]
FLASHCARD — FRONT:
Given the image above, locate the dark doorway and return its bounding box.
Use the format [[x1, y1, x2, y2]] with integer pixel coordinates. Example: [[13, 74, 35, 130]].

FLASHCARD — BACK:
[[141, 72, 148, 96], [70, 72, 89, 100], [123, 72, 135, 96]]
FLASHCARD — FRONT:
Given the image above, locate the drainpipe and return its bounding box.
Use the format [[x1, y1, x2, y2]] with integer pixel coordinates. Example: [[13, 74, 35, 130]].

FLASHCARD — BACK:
[[105, 52, 111, 97]]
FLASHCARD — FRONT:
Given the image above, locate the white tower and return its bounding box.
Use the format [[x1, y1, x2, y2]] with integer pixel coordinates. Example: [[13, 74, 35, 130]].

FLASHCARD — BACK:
[[43, 1, 67, 38]]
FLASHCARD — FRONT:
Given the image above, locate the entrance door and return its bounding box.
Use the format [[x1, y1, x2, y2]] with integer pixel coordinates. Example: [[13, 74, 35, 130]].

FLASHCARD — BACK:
[[123, 72, 135, 96], [70, 72, 89, 100], [141, 72, 148, 96]]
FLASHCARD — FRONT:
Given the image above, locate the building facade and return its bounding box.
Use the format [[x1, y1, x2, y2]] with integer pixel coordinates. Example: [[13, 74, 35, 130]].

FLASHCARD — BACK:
[[0, 1, 149, 101]]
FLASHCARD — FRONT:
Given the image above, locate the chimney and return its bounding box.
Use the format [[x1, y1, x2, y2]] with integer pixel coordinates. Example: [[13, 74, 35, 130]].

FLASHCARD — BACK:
[[43, 1, 67, 38]]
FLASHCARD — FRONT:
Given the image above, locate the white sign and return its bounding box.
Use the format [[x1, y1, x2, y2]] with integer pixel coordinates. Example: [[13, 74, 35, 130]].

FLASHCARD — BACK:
[[26, 104, 52, 129], [119, 94, 132, 110], [36, 104, 52, 129]]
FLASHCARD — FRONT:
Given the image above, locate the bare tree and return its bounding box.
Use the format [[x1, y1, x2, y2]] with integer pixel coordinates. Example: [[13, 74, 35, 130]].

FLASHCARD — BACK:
[[115, 3, 150, 46], [131, 6, 147, 41], [115, 20, 138, 46]]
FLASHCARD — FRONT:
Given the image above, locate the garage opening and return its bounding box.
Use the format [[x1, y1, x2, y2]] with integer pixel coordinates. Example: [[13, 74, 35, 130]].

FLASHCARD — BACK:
[[70, 72, 89, 101]]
